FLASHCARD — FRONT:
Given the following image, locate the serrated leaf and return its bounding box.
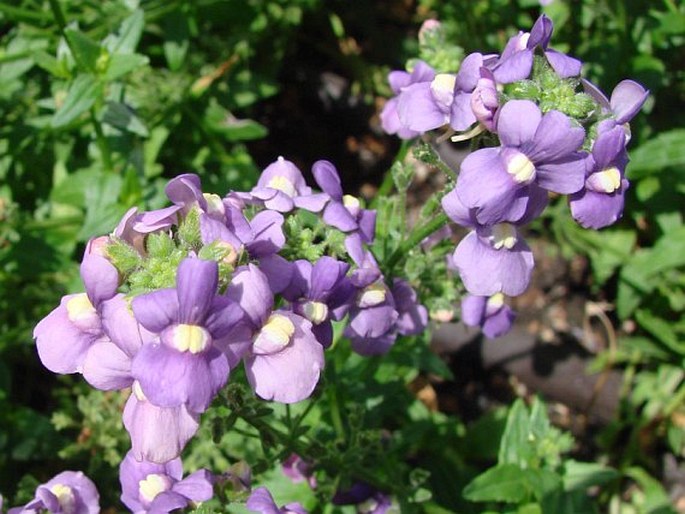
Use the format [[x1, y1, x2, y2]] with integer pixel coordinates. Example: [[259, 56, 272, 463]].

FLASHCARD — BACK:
[[627, 129, 685, 179], [52, 74, 102, 128], [463, 464, 532, 503], [563, 460, 618, 491], [64, 28, 101, 71], [104, 53, 148, 81]]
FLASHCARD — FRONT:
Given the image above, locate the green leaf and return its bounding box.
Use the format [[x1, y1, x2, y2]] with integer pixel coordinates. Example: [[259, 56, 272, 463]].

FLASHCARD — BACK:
[[205, 101, 268, 141], [77, 172, 126, 240], [627, 129, 685, 179], [498, 399, 532, 467], [463, 464, 532, 503], [163, 10, 190, 71], [562, 460, 618, 491], [102, 101, 149, 137], [103, 53, 148, 81], [635, 309, 685, 355], [52, 74, 102, 128], [106, 9, 145, 54], [64, 28, 101, 72], [32, 50, 69, 78]]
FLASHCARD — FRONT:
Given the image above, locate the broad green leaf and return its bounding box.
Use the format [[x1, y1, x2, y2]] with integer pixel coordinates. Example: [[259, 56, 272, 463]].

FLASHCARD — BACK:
[[563, 461, 618, 491], [103, 53, 148, 81], [102, 101, 149, 137], [52, 74, 102, 128], [463, 464, 532, 503], [64, 28, 101, 72], [627, 129, 685, 179], [498, 399, 532, 467]]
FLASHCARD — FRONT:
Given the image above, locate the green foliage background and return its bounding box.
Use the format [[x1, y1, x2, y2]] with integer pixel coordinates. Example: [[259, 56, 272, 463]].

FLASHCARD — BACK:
[[0, 0, 683, 512]]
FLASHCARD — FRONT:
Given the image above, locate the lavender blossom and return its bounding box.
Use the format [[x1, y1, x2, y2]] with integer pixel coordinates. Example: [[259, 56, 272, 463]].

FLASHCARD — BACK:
[[380, 61, 435, 139], [237, 157, 328, 213], [569, 124, 630, 229], [123, 381, 201, 464], [312, 160, 376, 244], [34, 237, 119, 375], [397, 52, 489, 133], [282, 454, 317, 489], [333, 482, 392, 514], [282, 256, 354, 348], [119, 451, 213, 514], [470, 68, 499, 131], [443, 188, 544, 297], [8, 471, 99, 514], [454, 99, 585, 225], [583, 79, 649, 126], [131, 258, 244, 413], [461, 293, 516, 338], [494, 15, 582, 83], [226, 264, 325, 403], [246, 487, 307, 514]]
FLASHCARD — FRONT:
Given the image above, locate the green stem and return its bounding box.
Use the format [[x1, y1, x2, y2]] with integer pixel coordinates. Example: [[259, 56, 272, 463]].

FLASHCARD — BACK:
[[384, 212, 450, 272], [371, 140, 412, 208], [91, 110, 113, 173], [48, 0, 67, 32]]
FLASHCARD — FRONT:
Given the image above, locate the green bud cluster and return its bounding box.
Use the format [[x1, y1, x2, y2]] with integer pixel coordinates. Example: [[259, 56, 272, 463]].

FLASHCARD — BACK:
[[503, 56, 597, 122], [106, 207, 239, 297]]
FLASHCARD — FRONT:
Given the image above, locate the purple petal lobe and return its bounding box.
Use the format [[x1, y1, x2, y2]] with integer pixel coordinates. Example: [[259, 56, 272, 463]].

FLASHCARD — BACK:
[[245, 313, 324, 404], [132, 289, 179, 334], [176, 258, 218, 324]]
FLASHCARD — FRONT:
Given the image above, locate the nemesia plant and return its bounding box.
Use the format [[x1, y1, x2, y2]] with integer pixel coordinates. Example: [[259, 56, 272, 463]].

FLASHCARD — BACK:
[[9, 12, 648, 513]]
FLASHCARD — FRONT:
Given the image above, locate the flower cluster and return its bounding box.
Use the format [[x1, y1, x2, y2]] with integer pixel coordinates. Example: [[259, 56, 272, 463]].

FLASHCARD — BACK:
[[381, 15, 648, 337], [33, 156, 427, 511]]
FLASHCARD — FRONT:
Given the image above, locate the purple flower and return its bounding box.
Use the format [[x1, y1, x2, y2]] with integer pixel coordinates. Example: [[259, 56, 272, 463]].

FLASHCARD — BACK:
[[238, 157, 328, 213], [380, 61, 435, 139], [120, 451, 213, 514], [442, 190, 542, 297], [282, 256, 354, 348], [81, 294, 154, 391], [461, 293, 516, 338], [569, 124, 629, 229], [34, 237, 119, 375], [583, 79, 649, 126], [392, 279, 428, 336], [494, 15, 582, 83], [282, 454, 317, 489], [455, 99, 585, 225], [344, 279, 399, 355], [8, 471, 99, 514], [131, 258, 243, 413], [200, 208, 293, 293], [123, 382, 200, 464], [312, 160, 376, 244], [226, 264, 325, 403], [471, 68, 499, 131], [397, 53, 488, 133], [333, 482, 391, 514], [246, 487, 307, 514]]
